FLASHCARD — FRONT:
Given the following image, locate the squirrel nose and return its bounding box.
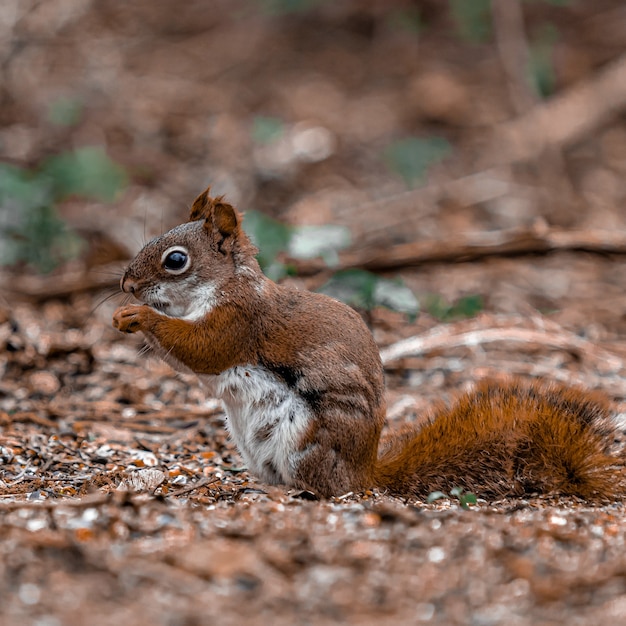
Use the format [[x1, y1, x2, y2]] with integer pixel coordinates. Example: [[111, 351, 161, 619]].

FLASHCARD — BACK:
[[120, 275, 137, 294]]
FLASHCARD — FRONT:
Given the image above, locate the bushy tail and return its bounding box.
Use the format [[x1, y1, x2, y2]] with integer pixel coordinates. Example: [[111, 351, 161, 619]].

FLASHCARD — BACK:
[[374, 379, 624, 500]]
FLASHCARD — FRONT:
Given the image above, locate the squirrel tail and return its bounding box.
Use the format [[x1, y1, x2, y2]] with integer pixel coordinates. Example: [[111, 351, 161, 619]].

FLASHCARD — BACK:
[[374, 379, 624, 500]]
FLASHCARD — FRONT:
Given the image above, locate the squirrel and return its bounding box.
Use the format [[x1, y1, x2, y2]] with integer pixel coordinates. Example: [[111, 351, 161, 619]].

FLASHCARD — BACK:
[[112, 187, 624, 501]]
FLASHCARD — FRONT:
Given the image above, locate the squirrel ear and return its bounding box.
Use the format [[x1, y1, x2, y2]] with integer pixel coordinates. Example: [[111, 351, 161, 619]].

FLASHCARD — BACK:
[[189, 186, 240, 238], [189, 186, 214, 222], [212, 200, 239, 237]]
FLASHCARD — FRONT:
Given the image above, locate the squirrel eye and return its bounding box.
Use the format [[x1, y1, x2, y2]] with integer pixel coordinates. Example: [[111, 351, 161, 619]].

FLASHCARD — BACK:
[[162, 248, 189, 274]]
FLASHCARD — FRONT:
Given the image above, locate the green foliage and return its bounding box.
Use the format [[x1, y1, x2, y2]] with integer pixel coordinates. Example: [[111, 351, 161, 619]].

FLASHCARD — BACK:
[[318, 269, 378, 311], [1, 204, 84, 273], [257, 0, 325, 15], [242, 210, 292, 280], [251, 116, 285, 144], [40, 147, 128, 203], [427, 486, 477, 510], [525, 0, 573, 5], [386, 7, 423, 35], [288, 224, 351, 267], [0, 147, 127, 272], [369, 275, 420, 319], [319, 269, 419, 319], [528, 23, 559, 98], [385, 137, 452, 188], [425, 294, 483, 321], [448, 0, 492, 43]]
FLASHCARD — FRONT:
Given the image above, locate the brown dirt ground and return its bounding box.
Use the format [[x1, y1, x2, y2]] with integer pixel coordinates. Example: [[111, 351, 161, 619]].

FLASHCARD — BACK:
[[3, 2, 626, 625]]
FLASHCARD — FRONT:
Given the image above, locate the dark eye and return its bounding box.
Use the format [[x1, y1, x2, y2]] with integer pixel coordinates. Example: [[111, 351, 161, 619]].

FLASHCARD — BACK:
[[162, 249, 189, 273]]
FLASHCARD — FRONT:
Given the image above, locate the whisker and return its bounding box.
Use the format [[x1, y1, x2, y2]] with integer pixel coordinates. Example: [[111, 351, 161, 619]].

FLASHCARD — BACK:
[[162, 340, 182, 366], [138, 343, 152, 358], [143, 201, 150, 246], [87, 269, 126, 278], [131, 233, 144, 251], [90, 289, 124, 316]]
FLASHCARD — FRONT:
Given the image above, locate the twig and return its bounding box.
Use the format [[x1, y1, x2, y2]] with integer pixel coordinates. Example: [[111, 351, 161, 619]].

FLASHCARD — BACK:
[[6, 461, 33, 486], [9, 412, 58, 429], [491, 0, 538, 115], [380, 319, 624, 374], [166, 476, 217, 498]]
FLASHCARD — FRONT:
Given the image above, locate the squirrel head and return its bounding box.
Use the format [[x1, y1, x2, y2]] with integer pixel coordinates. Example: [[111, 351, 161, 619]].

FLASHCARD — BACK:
[[120, 187, 260, 320]]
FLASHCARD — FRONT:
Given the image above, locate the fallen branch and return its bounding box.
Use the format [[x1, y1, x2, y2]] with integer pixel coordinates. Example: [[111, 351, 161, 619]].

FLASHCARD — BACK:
[[0, 262, 124, 300], [291, 225, 626, 274], [380, 316, 623, 374]]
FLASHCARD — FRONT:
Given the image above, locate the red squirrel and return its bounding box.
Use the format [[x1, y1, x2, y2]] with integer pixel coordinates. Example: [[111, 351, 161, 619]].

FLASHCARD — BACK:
[[112, 187, 624, 501]]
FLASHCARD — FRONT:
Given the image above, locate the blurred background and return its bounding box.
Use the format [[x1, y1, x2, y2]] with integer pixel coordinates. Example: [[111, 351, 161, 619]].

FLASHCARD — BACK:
[[4, 9, 626, 621], [1, 0, 626, 326]]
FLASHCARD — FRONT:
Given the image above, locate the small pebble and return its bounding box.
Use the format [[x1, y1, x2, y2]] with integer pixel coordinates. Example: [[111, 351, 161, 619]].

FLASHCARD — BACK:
[[27, 372, 60, 395], [427, 546, 446, 563]]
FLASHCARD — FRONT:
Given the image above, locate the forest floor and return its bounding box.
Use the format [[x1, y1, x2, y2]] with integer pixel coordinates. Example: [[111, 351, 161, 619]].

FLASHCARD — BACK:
[[3, 291, 626, 626], [3, 1, 626, 625]]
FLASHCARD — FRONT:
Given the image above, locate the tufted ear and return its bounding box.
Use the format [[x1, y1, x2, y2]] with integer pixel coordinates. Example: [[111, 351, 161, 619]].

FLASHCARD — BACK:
[[189, 186, 240, 237], [189, 186, 215, 222]]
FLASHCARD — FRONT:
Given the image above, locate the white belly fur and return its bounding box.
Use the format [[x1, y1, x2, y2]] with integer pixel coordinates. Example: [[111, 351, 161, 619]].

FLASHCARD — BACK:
[[141, 334, 308, 485], [198, 365, 311, 486]]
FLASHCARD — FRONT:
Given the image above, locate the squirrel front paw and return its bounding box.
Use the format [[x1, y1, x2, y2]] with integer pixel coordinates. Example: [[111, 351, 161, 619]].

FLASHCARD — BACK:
[[112, 305, 148, 334]]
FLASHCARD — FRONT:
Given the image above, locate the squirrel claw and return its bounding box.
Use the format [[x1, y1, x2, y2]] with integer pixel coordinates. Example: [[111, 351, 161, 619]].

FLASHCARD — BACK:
[[112, 305, 145, 334]]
